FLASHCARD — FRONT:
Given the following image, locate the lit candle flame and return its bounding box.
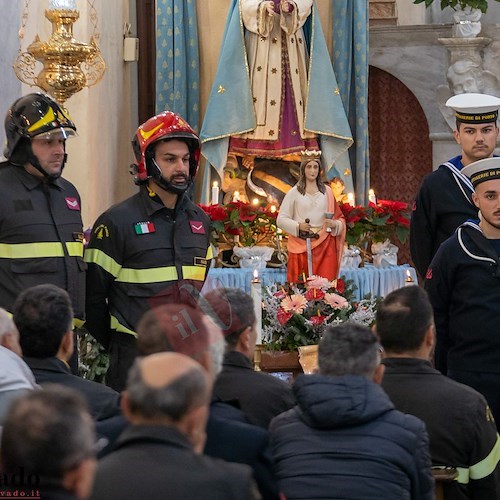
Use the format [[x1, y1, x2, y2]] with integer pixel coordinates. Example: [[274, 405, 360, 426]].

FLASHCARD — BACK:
[[405, 269, 415, 286], [253, 269, 259, 280], [368, 188, 377, 204], [252, 198, 259, 206], [212, 181, 218, 188]]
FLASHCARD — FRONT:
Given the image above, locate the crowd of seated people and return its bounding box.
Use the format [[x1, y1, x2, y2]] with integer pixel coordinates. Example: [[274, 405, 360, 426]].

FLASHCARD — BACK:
[[1, 284, 500, 500]]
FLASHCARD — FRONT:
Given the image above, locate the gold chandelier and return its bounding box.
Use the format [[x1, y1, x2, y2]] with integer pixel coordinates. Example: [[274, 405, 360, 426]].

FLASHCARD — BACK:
[[13, 0, 105, 104]]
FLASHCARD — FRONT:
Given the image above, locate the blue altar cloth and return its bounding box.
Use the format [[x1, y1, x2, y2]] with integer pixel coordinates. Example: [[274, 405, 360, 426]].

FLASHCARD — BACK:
[[204, 265, 418, 301]]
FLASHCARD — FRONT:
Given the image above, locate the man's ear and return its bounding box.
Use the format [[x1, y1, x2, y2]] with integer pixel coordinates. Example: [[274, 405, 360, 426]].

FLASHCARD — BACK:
[[1, 332, 22, 356], [372, 363, 385, 385], [425, 324, 435, 349], [59, 331, 74, 360], [120, 391, 133, 420], [182, 404, 209, 455], [237, 326, 252, 352], [61, 457, 96, 499], [453, 129, 461, 145], [472, 191, 480, 209]]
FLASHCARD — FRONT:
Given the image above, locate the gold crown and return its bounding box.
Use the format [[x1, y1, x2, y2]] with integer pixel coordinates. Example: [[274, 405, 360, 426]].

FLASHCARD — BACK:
[[301, 149, 322, 160]]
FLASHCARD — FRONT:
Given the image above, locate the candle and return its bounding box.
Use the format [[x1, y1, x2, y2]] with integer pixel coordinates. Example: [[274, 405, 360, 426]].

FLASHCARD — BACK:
[[251, 269, 262, 345], [270, 205, 277, 213], [347, 192, 355, 207], [404, 269, 415, 286], [252, 198, 259, 206], [232, 191, 240, 202], [368, 189, 377, 204], [49, 0, 77, 10], [211, 181, 219, 205]]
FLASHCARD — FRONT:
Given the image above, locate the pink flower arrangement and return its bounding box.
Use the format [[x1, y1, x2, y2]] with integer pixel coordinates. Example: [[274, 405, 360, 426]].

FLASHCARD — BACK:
[[263, 276, 378, 351]]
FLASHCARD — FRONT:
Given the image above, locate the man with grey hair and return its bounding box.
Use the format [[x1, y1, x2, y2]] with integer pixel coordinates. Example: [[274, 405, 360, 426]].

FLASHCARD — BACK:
[[136, 303, 278, 499], [0, 307, 37, 425], [91, 352, 258, 500], [270, 323, 434, 500], [1, 385, 97, 499]]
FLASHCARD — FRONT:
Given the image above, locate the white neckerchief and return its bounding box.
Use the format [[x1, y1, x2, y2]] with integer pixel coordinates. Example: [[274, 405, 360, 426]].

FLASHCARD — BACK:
[[443, 162, 474, 206]]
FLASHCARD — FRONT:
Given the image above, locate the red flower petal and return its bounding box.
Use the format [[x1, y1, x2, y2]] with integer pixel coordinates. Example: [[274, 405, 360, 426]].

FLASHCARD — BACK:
[[277, 308, 293, 325]]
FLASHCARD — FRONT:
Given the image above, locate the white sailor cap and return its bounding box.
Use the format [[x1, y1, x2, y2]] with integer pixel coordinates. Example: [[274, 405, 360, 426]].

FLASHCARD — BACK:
[[462, 157, 500, 187], [446, 93, 500, 124]]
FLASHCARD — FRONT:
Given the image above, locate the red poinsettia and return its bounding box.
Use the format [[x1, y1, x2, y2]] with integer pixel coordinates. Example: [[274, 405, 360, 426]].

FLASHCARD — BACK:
[[199, 201, 277, 247], [339, 198, 410, 246]]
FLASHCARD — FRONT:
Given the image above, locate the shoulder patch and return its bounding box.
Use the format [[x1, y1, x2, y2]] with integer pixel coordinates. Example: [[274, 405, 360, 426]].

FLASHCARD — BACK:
[[65, 197, 80, 211], [94, 224, 110, 239], [189, 220, 206, 234]]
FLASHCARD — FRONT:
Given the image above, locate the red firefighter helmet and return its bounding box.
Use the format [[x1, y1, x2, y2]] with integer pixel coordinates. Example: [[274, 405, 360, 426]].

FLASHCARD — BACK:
[[131, 111, 201, 184]]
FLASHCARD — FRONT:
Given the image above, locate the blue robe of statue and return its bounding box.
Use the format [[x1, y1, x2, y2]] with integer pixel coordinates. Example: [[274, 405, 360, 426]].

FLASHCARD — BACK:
[[199, 0, 353, 199]]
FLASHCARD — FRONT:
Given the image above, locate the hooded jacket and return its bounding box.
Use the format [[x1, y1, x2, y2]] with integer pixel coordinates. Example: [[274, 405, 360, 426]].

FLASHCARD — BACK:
[[270, 374, 434, 500]]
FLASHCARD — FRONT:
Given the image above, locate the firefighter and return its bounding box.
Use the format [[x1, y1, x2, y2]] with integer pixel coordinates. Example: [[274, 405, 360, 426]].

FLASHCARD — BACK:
[[0, 93, 85, 329], [85, 111, 213, 391]]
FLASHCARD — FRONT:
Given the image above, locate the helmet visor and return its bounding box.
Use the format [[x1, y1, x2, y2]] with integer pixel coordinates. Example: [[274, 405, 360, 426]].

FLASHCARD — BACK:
[[33, 127, 78, 141]]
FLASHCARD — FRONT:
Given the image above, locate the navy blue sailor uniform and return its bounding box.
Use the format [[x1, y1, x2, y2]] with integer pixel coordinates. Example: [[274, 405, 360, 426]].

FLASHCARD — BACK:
[[425, 220, 500, 428], [0, 162, 86, 321], [84, 185, 213, 391], [410, 155, 478, 280]]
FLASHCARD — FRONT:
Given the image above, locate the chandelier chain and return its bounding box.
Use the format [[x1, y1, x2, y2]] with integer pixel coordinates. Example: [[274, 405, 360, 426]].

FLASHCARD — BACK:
[[87, 0, 100, 43], [18, 0, 32, 50]]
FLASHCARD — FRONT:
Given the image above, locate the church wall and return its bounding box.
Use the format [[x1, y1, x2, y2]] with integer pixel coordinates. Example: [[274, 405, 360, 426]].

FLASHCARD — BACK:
[[6, 0, 138, 229], [370, 20, 500, 171], [3, 1, 500, 227]]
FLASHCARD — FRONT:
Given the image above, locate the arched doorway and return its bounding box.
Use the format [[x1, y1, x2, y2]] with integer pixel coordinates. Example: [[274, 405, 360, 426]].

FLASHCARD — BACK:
[[368, 66, 433, 264]]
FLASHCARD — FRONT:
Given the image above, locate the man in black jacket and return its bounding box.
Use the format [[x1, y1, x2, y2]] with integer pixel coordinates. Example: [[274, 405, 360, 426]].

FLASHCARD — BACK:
[[378, 285, 500, 500], [2, 386, 97, 500], [136, 303, 279, 499], [202, 287, 294, 429], [91, 352, 258, 500], [13, 284, 121, 423], [0, 93, 85, 373], [0, 93, 85, 322], [85, 111, 212, 391]]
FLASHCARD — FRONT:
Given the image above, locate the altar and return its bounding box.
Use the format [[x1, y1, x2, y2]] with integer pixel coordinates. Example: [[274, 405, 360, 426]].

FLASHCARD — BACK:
[[204, 265, 418, 301]]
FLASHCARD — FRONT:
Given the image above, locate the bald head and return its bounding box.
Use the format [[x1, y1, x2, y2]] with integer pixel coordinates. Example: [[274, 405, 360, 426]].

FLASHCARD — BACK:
[[139, 352, 206, 388], [125, 352, 210, 424]]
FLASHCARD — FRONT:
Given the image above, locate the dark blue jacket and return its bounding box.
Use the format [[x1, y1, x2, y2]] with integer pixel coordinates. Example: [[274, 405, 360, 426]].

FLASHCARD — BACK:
[[270, 374, 434, 500]]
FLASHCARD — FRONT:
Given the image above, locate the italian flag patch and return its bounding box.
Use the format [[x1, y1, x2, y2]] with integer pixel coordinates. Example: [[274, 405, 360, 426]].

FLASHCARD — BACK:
[[134, 221, 156, 235]]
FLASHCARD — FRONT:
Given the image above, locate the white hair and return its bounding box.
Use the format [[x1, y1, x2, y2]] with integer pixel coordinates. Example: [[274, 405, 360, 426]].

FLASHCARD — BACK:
[[0, 308, 16, 342]]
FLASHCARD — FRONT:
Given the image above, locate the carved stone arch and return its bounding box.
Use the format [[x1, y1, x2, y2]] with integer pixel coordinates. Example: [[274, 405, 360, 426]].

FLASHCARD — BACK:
[[368, 65, 433, 265]]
